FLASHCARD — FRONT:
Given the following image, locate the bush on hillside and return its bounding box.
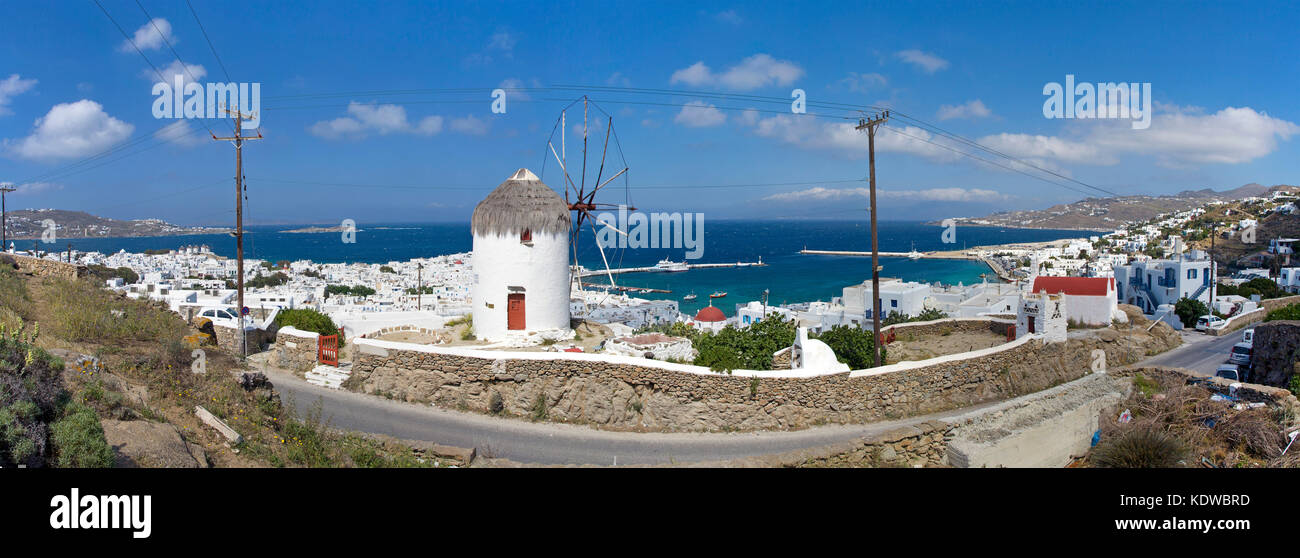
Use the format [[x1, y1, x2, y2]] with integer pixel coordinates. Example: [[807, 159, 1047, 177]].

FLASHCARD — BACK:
[[1265, 303, 1300, 322], [276, 309, 344, 347], [693, 313, 795, 372], [812, 325, 883, 370], [1091, 426, 1187, 468]]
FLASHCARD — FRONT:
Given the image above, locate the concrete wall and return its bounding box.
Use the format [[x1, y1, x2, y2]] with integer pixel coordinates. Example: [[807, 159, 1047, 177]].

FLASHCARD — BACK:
[[1210, 294, 1300, 336], [946, 372, 1126, 468]]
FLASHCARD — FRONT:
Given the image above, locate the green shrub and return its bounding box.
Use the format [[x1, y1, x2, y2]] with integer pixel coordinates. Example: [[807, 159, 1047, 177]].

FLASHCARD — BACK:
[[50, 402, 114, 468], [275, 309, 344, 347], [1173, 297, 1209, 328], [812, 325, 883, 370], [1265, 303, 1300, 322], [693, 313, 795, 372]]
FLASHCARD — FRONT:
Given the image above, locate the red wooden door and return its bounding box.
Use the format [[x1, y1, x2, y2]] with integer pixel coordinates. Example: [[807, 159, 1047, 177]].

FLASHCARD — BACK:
[[319, 334, 338, 365], [507, 294, 525, 330], [1027, 316, 1036, 334]]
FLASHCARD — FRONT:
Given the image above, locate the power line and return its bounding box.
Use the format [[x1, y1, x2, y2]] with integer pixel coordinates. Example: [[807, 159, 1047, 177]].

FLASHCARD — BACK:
[[184, 0, 232, 83]]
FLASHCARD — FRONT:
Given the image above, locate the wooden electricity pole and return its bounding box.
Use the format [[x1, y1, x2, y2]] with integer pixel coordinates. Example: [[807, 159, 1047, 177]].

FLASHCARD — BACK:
[[212, 107, 262, 355], [417, 262, 424, 310], [0, 185, 15, 251], [856, 110, 889, 368]]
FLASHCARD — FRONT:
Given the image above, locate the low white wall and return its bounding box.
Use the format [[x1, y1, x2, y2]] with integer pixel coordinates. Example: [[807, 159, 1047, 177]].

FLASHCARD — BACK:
[[331, 310, 448, 338]]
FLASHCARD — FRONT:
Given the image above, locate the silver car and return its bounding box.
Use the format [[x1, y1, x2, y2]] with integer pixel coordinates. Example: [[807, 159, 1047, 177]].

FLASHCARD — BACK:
[[1227, 342, 1252, 368]]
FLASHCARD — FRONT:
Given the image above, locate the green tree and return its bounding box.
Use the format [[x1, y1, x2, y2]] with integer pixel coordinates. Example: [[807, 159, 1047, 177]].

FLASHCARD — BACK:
[[1173, 297, 1209, 328], [276, 308, 344, 346]]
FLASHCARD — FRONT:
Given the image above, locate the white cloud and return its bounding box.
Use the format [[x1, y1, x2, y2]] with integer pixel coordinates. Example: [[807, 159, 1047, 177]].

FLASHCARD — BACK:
[[670, 54, 804, 90], [714, 10, 743, 25], [0, 74, 37, 116], [937, 99, 992, 120], [674, 100, 727, 127], [143, 60, 207, 86], [450, 114, 489, 136], [308, 102, 444, 139], [839, 72, 887, 92], [157, 120, 205, 147], [8, 100, 133, 159], [895, 49, 949, 73], [498, 78, 531, 101], [605, 72, 631, 87], [120, 18, 175, 52], [3, 181, 61, 195], [466, 30, 517, 65], [641, 119, 660, 128], [764, 186, 1007, 202], [1087, 105, 1298, 166]]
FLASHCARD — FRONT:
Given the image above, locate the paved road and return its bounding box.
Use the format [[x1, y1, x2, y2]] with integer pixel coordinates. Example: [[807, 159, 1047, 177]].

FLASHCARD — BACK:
[[1136, 323, 1255, 377], [263, 323, 1255, 466], [262, 366, 1005, 466]]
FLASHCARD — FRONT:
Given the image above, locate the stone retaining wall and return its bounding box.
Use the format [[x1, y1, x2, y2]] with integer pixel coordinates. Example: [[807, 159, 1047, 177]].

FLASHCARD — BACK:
[[213, 325, 265, 356], [6, 254, 85, 278], [347, 320, 1180, 432], [272, 327, 320, 371], [882, 317, 1013, 341]]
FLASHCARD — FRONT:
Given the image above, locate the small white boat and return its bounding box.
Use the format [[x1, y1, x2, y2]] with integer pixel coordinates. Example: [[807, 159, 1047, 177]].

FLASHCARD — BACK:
[[683, 292, 698, 301], [908, 242, 923, 260]]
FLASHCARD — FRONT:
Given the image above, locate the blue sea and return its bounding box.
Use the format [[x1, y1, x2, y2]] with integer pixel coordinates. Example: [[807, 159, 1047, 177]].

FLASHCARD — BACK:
[[56, 221, 1097, 316]]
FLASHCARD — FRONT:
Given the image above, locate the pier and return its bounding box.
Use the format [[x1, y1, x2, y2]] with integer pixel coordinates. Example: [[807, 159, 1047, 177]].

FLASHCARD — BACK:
[[575, 261, 765, 278], [798, 249, 978, 260]]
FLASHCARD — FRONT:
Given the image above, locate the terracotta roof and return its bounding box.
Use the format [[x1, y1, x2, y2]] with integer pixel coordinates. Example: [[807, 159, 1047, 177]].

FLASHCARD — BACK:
[[693, 306, 726, 322], [1031, 276, 1114, 296]]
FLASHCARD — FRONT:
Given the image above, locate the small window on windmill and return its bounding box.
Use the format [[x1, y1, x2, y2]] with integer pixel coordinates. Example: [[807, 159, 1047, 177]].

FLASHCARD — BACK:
[[521, 228, 532, 245]]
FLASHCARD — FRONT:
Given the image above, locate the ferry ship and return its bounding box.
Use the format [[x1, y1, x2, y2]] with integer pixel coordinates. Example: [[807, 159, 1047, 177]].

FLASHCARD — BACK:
[[654, 258, 689, 272], [908, 242, 923, 260]]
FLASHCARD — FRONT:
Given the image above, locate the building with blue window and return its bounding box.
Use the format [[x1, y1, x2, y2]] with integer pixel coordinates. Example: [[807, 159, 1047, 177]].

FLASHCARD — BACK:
[[1113, 251, 1213, 315]]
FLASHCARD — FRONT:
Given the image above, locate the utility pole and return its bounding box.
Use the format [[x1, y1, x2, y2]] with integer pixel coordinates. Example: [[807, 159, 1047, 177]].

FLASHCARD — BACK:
[[212, 106, 262, 356], [856, 110, 889, 368], [0, 184, 14, 252], [416, 262, 424, 310]]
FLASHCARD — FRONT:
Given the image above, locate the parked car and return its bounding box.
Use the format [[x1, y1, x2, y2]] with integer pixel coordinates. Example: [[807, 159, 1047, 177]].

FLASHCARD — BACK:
[[193, 306, 242, 329], [1215, 364, 1240, 382], [1241, 328, 1254, 347], [1195, 315, 1226, 331], [1227, 342, 1253, 368]]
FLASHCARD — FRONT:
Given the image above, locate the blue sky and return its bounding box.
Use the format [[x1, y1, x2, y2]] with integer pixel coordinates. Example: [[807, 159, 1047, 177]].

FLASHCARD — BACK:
[[1, 0, 1297, 226]]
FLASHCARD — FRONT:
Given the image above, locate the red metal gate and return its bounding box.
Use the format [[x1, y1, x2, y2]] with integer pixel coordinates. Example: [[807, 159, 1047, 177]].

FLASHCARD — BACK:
[[319, 334, 338, 366]]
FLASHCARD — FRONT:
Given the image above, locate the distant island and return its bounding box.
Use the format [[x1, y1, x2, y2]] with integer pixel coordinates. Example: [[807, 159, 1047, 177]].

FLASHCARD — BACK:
[[281, 225, 358, 233], [934, 183, 1299, 231], [1, 209, 230, 240]]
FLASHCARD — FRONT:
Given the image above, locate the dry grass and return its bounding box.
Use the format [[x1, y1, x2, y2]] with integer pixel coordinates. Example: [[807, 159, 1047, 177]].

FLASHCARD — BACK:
[[1088, 372, 1297, 468]]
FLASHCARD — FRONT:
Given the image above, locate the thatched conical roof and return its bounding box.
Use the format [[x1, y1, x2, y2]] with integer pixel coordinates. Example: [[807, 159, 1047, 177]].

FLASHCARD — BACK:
[[472, 168, 571, 237]]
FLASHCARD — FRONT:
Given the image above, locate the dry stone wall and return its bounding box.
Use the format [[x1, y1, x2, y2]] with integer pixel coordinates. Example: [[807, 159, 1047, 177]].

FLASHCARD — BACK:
[[271, 327, 320, 371], [348, 319, 1181, 432], [7, 254, 84, 278]]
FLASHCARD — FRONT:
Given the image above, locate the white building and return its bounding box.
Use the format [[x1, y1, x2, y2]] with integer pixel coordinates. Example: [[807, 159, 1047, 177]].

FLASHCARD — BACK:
[[1029, 276, 1120, 326], [1279, 267, 1300, 293], [471, 169, 572, 342], [1016, 292, 1067, 343], [1113, 252, 1213, 314]]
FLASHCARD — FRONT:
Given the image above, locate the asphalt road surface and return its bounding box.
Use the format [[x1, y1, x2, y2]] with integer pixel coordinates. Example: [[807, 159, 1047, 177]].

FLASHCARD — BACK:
[[1136, 323, 1255, 377], [263, 367, 1006, 466], [265, 322, 1255, 466]]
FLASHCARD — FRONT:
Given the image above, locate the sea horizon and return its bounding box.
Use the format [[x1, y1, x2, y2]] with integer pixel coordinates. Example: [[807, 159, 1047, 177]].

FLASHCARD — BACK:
[[45, 220, 1101, 316]]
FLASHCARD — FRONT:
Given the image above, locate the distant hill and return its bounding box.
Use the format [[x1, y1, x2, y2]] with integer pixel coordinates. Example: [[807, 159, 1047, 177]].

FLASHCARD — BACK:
[[0, 209, 230, 241], [941, 183, 1299, 231]]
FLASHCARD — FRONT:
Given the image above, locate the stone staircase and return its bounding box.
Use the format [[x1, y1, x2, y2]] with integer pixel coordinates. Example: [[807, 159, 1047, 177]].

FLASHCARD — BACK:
[[306, 361, 352, 389]]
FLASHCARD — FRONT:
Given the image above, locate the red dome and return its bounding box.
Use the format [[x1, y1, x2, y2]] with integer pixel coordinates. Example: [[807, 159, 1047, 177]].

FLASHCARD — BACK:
[[694, 306, 726, 322]]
